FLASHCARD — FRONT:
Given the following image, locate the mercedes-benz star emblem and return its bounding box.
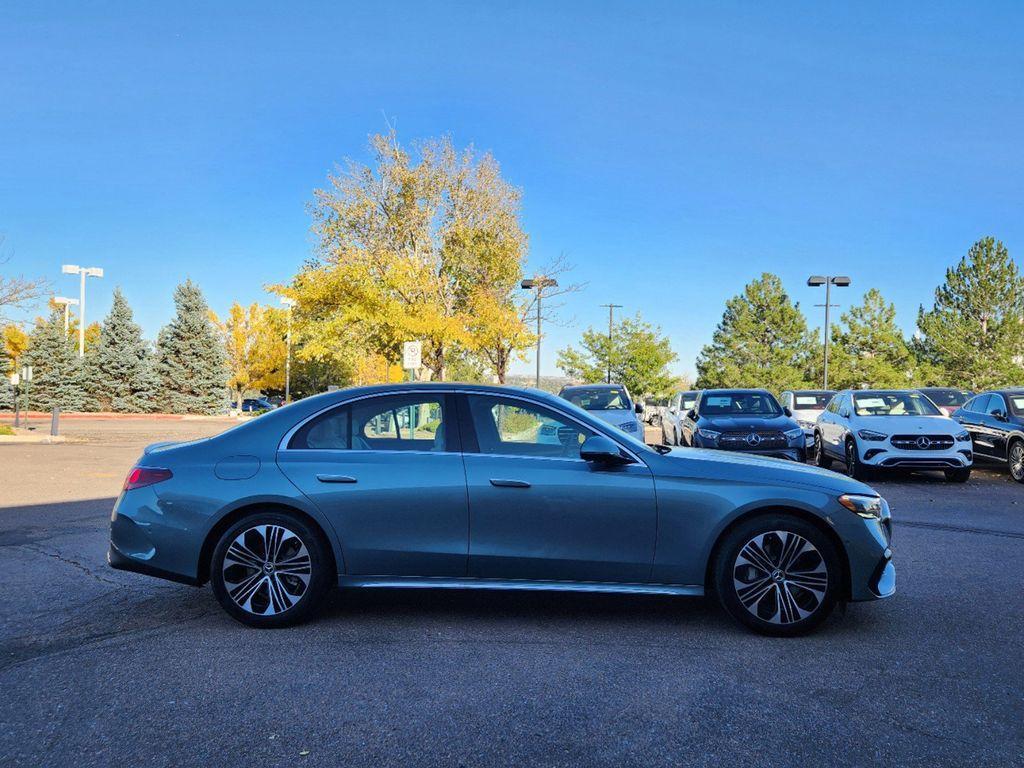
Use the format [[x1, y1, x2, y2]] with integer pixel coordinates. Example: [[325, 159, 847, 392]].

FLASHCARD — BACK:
[[745, 433, 761, 446], [916, 436, 931, 449]]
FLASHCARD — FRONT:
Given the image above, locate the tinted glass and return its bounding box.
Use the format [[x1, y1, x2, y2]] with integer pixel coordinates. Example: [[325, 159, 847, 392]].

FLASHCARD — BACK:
[[852, 392, 941, 416], [467, 395, 594, 459], [290, 395, 448, 451], [969, 395, 991, 413], [986, 395, 1007, 415], [921, 388, 971, 407], [562, 388, 629, 410], [290, 406, 350, 449], [1009, 395, 1024, 415], [681, 394, 698, 410], [700, 392, 781, 416]]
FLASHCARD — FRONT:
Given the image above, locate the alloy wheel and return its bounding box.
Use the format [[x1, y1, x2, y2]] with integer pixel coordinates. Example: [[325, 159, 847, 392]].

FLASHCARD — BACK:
[[221, 524, 312, 615], [1011, 443, 1024, 482], [732, 530, 828, 625]]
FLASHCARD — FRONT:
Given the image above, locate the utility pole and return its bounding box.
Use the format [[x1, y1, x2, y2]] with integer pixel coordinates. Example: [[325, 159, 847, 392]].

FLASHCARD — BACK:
[[280, 297, 296, 403], [521, 276, 558, 388], [61, 265, 104, 357], [53, 297, 79, 334], [599, 303, 622, 384], [807, 275, 851, 389]]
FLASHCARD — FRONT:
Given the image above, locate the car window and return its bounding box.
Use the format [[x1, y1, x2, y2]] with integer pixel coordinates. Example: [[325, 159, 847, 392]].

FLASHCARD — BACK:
[[985, 395, 1007, 416], [794, 392, 833, 409], [466, 395, 594, 459], [289, 395, 449, 451], [563, 388, 629, 411], [1009, 395, 1024, 415], [853, 392, 941, 417], [699, 392, 781, 416], [969, 395, 991, 414]]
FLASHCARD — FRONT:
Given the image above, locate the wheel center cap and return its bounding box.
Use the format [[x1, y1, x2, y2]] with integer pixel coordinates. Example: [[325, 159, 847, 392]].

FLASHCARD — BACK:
[[263, 561, 275, 574], [770, 569, 785, 582]]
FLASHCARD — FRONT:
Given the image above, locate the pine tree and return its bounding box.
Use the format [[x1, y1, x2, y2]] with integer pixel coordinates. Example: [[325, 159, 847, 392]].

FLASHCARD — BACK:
[[0, 340, 13, 411], [696, 273, 818, 391], [85, 288, 160, 412], [828, 289, 916, 389], [155, 280, 228, 414], [917, 237, 1024, 390], [24, 309, 91, 412]]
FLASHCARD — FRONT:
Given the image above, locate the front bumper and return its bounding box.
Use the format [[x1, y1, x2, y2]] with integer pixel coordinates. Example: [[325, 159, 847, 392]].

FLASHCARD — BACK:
[[856, 443, 972, 469], [692, 435, 805, 462], [841, 498, 896, 602]]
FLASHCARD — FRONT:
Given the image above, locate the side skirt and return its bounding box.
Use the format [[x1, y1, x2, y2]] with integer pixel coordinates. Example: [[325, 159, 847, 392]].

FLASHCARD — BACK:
[[337, 575, 705, 597]]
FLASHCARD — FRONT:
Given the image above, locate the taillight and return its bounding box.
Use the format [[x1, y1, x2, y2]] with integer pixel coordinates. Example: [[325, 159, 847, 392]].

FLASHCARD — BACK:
[[123, 467, 172, 491]]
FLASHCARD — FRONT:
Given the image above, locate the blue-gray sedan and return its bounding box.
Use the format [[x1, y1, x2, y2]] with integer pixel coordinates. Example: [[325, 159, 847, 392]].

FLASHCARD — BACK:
[[108, 383, 895, 635]]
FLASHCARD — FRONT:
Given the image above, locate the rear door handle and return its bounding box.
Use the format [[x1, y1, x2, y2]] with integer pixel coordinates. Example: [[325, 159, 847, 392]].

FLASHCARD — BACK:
[[489, 478, 531, 488], [316, 474, 357, 484]]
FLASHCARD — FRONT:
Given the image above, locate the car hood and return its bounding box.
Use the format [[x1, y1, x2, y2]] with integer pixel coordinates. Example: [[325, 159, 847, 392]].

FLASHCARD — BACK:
[[587, 410, 637, 426], [659, 446, 875, 496], [853, 414, 958, 434], [696, 414, 797, 432]]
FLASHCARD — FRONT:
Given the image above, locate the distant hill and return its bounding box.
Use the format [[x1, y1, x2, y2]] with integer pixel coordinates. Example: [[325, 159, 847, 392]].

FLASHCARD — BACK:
[[504, 374, 572, 394]]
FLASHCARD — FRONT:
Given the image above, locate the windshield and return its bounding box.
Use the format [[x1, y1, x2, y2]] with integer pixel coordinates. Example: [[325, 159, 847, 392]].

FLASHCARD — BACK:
[[854, 392, 941, 416], [700, 392, 781, 416], [920, 388, 971, 407], [792, 391, 834, 409], [562, 388, 630, 411]]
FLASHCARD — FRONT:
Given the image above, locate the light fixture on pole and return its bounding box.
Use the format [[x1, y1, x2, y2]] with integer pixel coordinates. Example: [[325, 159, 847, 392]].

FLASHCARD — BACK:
[[521, 276, 558, 388], [61, 265, 104, 357], [599, 303, 623, 384], [280, 297, 296, 404], [807, 275, 851, 389], [52, 296, 79, 334]]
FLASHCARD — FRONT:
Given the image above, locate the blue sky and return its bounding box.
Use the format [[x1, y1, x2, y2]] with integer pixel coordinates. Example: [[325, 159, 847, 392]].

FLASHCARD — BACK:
[[2, 1, 1022, 378]]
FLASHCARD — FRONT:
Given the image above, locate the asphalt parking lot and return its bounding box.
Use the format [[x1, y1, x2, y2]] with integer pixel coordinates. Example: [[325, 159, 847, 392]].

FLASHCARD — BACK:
[[1, 419, 1022, 767]]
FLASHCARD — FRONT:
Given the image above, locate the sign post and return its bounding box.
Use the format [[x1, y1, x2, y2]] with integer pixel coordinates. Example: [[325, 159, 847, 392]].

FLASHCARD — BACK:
[[402, 341, 422, 382], [11, 373, 20, 428]]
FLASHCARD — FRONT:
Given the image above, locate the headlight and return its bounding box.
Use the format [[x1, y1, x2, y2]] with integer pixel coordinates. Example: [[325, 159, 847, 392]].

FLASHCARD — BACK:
[[797, 419, 816, 430], [697, 427, 721, 441], [784, 427, 804, 440], [857, 429, 888, 442], [838, 493, 884, 519], [620, 421, 638, 432], [955, 430, 971, 442]]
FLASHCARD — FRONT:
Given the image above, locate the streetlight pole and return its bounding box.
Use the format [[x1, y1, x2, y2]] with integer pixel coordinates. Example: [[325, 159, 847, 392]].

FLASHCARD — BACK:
[[53, 297, 79, 334], [61, 265, 104, 357], [807, 275, 851, 390], [599, 303, 622, 384], [521, 276, 558, 388], [280, 297, 296, 404]]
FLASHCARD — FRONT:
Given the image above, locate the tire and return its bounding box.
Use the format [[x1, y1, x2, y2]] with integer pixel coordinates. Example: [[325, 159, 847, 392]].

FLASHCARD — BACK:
[[944, 467, 971, 483], [814, 433, 832, 469], [713, 514, 842, 637], [210, 512, 333, 628], [1009, 439, 1024, 484], [845, 438, 869, 480]]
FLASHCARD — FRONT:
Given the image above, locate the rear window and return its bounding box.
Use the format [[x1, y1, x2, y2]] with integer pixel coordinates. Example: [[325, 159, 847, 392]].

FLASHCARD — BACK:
[[921, 388, 971, 407], [793, 392, 833, 409], [562, 388, 629, 411]]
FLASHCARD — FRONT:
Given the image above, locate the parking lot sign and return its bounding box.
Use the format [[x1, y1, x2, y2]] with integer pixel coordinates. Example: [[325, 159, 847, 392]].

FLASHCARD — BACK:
[[402, 341, 422, 371]]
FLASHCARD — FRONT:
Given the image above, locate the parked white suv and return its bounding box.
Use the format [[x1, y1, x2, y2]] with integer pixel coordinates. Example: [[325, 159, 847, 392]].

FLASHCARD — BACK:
[[813, 389, 973, 482], [780, 390, 835, 448]]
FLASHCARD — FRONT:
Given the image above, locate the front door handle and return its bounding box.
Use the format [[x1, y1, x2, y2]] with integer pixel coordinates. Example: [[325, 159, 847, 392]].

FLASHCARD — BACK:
[[316, 474, 357, 484], [489, 478, 531, 488]]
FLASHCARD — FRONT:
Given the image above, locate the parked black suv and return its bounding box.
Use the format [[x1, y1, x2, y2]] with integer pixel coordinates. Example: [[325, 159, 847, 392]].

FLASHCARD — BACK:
[[679, 389, 806, 461], [952, 389, 1024, 483]]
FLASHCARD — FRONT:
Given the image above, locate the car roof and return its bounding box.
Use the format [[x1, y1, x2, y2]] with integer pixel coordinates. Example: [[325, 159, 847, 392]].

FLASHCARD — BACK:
[[560, 383, 624, 391], [700, 388, 772, 395]]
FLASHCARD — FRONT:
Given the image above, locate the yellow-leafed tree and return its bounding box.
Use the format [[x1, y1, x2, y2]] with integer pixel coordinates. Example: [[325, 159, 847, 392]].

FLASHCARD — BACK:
[[214, 302, 287, 410]]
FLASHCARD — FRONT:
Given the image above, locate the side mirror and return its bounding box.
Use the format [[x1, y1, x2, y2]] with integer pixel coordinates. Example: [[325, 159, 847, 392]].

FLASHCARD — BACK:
[[840, 409, 850, 419], [686, 408, 697, 421], [783, 406, 792, 417], [634, 402, 644, 414], [580, 435, 631, 465], [993, 409, 1007, 421]]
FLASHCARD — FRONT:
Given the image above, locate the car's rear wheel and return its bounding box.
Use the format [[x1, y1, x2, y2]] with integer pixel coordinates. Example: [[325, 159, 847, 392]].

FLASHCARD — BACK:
[[210, 512, 332, 628], [713, 514, 842, 636], [944, 467, 971, 483], [814, 433, 832, 468], [1009, 440, 1024, 484]]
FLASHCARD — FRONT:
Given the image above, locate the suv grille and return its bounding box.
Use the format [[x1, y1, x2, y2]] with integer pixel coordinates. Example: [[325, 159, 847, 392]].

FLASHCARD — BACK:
[[719, 430, 787, 449], [890, 434, 954, 451]]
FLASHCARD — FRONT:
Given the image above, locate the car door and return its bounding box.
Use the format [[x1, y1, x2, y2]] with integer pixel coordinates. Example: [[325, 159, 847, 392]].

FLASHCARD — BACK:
[[961, 395, 994, 457], [821, 394, 846, 454], [276, 392, 469, 577], [459, 392, 658, 583], [679, 397, 699, 446], [982, 394, 1010, 458]]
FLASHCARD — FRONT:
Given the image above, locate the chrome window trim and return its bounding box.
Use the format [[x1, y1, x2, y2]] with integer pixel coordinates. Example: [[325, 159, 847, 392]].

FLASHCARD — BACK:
[[276, 387, 647, 465]]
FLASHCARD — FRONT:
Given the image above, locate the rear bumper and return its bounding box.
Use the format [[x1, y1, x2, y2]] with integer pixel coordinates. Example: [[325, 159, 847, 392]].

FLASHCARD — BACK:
[[108, 541, 201, 586]]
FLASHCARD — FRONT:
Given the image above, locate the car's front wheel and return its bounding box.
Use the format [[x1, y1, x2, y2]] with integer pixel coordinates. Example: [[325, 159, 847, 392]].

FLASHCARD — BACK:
[[845, 438, 869, 480], [713, 514, 842, 636], [210, 512, 332, 628], [1009, 439, 1024, 484], [814, 433, 832, 469]]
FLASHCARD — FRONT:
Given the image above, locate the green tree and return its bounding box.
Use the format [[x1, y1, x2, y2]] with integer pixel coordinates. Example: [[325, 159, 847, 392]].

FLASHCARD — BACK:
[[155, 280, 228, 414], [828, 289, 916, 389], [0, 337, 12, 410], [557, 313, 677, 397], [24, 309, 91, 412], [916, 237, 1024, 390], [85, 288, 160, 412], [695, 273, 817, 391]]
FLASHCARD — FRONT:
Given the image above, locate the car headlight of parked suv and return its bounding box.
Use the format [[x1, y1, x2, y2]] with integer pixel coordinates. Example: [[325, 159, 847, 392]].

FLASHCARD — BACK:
[[955, 430, 971, 442], [696, 427, 721, 441], [797, 419, 816, 430], [784, 427, 804, 440], [857, 429, 888, 441], [838, 493, 885, 519]]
